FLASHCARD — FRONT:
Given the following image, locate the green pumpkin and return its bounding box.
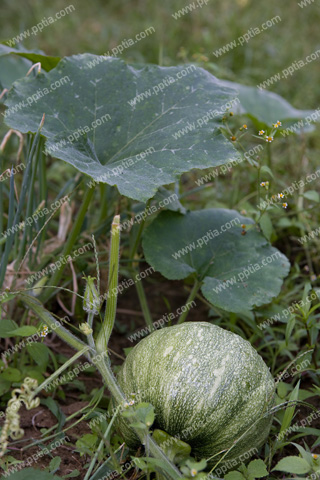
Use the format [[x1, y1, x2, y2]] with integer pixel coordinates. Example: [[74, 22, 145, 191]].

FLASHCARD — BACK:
[[117, 322, 274, 469]]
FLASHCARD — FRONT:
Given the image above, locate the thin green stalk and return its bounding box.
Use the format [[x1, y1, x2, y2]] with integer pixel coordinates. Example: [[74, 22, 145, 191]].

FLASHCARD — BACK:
[[177, 280, 200, 324], [266, 142, 272, 168], [134, 275, 154, 332], [96, 215, 120, 354], [98, 184, 109, 223], [84, 405, 121, 480], [21, 389, 104, 451], [87, 311, 96, 350], [0, 166, 15, 288], [40, 182, 95, 303], [257, 164, 261, 207], [33, 346, 90, 396], [20, 293, 91, 358]]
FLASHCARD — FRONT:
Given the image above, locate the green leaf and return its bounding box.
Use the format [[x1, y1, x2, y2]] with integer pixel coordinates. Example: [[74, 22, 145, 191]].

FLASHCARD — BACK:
[[27, 342, 50, 366], [303, 190, 320, 203], [8, 326, 38, 337], [22, 368, 45, 385], [0, 378, 11, 395], [142, 209, 290, 313], [88, 449, 127, 480], [0, 319, 18, 337], [41, 397, 66, 430], [185, 459, 207, 472], [291, 443, 313, 463], [259, 213, 273, 242], [260, 165, 274, 179], [247, 459, 268, 478], [152, 186, 186, 214], [277, 381, 289, 399], [75, 433, 98, 456], [285, 316, 296, 345], [220, 79, 317, 129], [0, 467, 61, 479], [0, 292, 17, 305], [0, 367, 22, 382], [153, 429, 191, 463], [62, 470, 80, 478], [48, 456, 61, 473], [279, 380, 300, 438], [134, 402, 155, 427], [133, 456, 178, 476], [0, 44, 60, 71], [273, 456, 311, 474], [224, 472, 246, 480], [4, 56, 241, 202], [130, 421, 147, 429]]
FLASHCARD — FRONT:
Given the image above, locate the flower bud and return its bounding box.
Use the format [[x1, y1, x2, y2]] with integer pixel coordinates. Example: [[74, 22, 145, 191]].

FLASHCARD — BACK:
[[79, 322, 93, 335], [83, 276, 100, 315]]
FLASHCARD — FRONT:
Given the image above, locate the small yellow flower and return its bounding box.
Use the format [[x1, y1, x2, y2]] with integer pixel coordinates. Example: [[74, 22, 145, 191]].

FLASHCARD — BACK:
[[242, 124, 248, 129], [129, 400, 135, 406], [258, 130, 265, 135], [278, 193, 285, 199], [229, 112, 234, 116], [191, 469, 198, 477], [241, 224, 246, 229], [282, 202, 288, 209], [266, 136, 274, 143], [260, 182, 266, 187], [312, 453, 318, 459], [240, 209, 247, 215], [230, 135, 237, 141], [272, 123, 278, 128], [276, 120, 282, 126], [39, 325, 49, 337]]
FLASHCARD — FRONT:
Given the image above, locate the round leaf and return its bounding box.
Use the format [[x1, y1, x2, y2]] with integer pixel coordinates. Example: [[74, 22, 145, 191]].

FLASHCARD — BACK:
[[8, 326, 38, 337], [273, 456, 311, 474], [247, 459, 268, 478], [27, 342, 50, 366], [0, 367, 22, 382], [0, 319, 18, 337], [142, 209, 290, 313]]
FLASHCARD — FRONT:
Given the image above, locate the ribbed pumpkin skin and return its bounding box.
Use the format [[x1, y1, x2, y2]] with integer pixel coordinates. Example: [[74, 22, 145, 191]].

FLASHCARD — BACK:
[[117, 322, 274, 466]]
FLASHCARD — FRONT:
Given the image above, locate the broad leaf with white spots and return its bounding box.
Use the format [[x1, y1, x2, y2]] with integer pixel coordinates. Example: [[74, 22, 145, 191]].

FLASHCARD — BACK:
[[4, 55, 241, 201], [142, 209, 290, 313]]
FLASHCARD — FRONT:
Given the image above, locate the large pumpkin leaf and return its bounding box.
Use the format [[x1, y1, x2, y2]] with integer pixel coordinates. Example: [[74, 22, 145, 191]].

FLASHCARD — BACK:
[[220, 79, 316, 130], [4, 55, 241, 201], [142, 209, 290, 314]]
